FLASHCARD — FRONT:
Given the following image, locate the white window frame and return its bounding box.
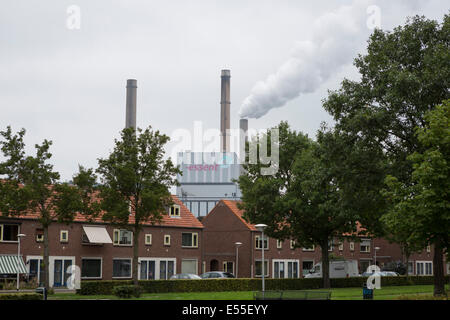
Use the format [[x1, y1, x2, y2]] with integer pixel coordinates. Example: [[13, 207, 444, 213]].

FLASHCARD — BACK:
[[80, 257, 103, 280], [145, 233, 152, 245], [138, 257, 176, 280], [164, 235, 171, 246], [112, 258, 133, 279], [60, 230, 69, 243], [426, 245, 431, 253], [36, 229, 44, 243], [223, 261, 234, 274], [255, 235, 268, 250], [113, 229, 133, 246], [349, 242, 355, 251], [272, 259, 300, 279], [182, 232, 198, 248], [169, 204, 181, 217], [0, 223, 20, 243], [338, 242, 344, 251], [276, 239, 282, 249], [302, 244, 315, 252], [328, 239, 334, 252], [416, 261, 433, 276], [360, 239, 371, 253]]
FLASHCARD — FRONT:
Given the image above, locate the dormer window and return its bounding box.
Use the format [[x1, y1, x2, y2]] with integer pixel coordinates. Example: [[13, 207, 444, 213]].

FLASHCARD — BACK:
[[169, 204, 181, 217]]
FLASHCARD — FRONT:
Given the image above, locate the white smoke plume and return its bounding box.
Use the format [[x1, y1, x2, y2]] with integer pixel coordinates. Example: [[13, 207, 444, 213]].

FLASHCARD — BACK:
[[239, 0, 374, 119]]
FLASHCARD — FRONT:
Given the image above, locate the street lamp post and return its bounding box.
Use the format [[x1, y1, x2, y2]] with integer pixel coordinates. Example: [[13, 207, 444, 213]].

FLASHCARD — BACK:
[[235, 242, 242, 278], [255, 224, 267, 295], [17, 233, 26, 291]]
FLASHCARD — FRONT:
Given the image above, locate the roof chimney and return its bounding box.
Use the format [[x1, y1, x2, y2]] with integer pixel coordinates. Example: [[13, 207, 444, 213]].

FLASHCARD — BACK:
[[220, 70, 231, 153], [125, 79, 137, 129]]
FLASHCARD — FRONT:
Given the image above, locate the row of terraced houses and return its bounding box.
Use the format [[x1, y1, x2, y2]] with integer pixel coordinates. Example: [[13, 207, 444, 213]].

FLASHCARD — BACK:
[[0, 196, 448, 287]]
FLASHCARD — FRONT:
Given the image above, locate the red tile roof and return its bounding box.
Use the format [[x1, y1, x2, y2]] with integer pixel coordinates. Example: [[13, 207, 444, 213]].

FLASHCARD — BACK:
[[221, 200, 257, 231], [0, 193, 203, 229], [221, 200, 368, 237]]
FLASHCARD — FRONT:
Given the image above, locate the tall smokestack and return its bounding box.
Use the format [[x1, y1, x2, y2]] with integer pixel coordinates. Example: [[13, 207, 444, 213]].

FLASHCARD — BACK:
[[220, 70, 231, 153], [125, 79, 137, 129]]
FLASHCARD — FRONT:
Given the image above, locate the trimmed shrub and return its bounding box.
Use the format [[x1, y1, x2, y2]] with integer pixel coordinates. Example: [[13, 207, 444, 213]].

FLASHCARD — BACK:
[[0, 293, 42, 300], [79, 275, 449, 296], [112, 285, 142, 299]]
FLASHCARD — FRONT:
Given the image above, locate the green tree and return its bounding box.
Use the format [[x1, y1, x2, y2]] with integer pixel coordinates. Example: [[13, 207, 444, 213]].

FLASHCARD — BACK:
[[237, 122, 357, 288], [383, 101, 449, 296], [0, 127, 83, 290], [95, 126, 180, 285], [323, 14, 450, 234]]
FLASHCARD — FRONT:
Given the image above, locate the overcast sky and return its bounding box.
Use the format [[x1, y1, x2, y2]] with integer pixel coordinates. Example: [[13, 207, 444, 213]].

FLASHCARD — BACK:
[[0, 0, 448, 183]]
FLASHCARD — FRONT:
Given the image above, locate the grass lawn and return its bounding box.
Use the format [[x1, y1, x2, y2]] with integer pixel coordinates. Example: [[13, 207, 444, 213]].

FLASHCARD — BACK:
[[49, 284, 448, 300]]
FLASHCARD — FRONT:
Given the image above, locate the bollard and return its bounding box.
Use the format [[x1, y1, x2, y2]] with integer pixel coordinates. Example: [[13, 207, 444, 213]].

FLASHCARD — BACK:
[[35, 287, 47, 300]]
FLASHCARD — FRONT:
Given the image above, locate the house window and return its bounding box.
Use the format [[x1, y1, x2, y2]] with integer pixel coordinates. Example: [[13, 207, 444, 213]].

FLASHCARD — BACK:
[[145, 234, 152, 245], [160, 260, 175, 280], [28, 258, 44, 286], [182, 233, 198, 248], [255, 235, 268, 250], [426, 245, 431, 253], [408, 261, 414, 275], [140, 260, 156, 280], [290, 240, 296, 249], [273, 261, 285, 278], [328, 239, 333, 252], [276, 240, 282, 249], [255, 260, 269, 277], [360, 239, 371, 253], [36, 229, 44, 243], [302, 260, 314, 277], [287, 261, 299, 278], [113, 259, 132, 278], [164, 235, 171, 246], [60, 230, 69, 243], [223, 261, 234, 274], [338, 242, 344, 251], [349, 242, 355, 251], [0, 224, 19, 242], [416, 261, 433, 276], [81, 258, 102, 279], [302, 245, 315, 252], [113, 229, 133, 246], [169, 205, 180, 217]]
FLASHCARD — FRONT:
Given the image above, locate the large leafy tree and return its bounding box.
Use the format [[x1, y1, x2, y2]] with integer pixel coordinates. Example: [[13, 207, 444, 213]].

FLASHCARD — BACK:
[[238, 122, 357, 288], [382, 101, 449, 296], [323, 14, 450, 234], [0, 127, 85, 290], [95, 126, 180, 285]]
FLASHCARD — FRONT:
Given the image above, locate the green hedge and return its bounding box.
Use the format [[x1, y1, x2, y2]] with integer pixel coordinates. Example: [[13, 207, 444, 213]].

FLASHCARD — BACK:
[[79, 276, 448, 296], [0, 293, 42, 300]]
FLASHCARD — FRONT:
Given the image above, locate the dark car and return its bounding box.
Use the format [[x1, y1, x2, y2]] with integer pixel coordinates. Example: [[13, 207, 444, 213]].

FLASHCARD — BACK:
[[170, 273, 202, 280], [200, 272, 235, 279]]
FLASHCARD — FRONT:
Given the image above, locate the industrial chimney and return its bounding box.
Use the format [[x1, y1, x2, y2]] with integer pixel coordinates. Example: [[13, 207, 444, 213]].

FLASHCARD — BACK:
[[125, 79, 137, 129], [220, 70, 231, 153]]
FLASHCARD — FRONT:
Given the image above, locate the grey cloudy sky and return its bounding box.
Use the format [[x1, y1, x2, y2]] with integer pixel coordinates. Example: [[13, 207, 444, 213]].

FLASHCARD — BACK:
[[0, 0, 448, 182]]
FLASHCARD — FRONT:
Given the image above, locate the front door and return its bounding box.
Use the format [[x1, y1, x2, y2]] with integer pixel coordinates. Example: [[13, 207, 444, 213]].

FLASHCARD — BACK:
[[53, 259, 73, 287]]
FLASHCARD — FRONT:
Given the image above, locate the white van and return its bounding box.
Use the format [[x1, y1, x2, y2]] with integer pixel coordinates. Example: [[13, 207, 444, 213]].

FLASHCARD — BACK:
[[304, 260, 359, 278]]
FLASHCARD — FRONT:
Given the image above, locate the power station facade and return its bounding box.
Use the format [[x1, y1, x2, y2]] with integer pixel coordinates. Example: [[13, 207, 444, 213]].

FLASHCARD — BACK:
[[175, 70, 247, 217]]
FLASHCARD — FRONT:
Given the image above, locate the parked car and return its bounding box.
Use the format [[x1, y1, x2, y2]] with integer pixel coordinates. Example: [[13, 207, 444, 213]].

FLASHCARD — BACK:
[[361, 271, 399, 277], [170, 273, 202, 280], [200, 272, 235, 279], [304, 260, 359, 279]]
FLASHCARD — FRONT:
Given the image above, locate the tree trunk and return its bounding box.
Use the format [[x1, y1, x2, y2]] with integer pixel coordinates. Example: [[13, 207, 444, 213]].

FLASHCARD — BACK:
[[43, 226, 50, 290], [321, 241, 330, 289], [433, 242, 445, 296], [133, 226, 140, 286]]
